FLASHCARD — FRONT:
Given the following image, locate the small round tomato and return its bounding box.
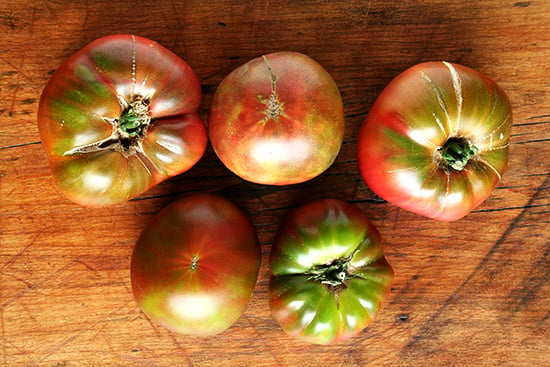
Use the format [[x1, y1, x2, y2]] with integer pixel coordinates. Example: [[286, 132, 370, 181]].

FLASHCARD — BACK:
[[208, 51, 345, 185], [38, 35, 207, 206], [131, 193, 261, 336], [269, 199, 394, 345], [357, 62, 513, 221]]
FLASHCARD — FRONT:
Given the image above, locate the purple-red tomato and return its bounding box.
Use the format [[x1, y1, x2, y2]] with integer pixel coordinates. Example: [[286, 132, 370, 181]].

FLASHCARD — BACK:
[[131, 193, 261, 336], [358, 62, 512, 221], [38, 35, 207, 206], [208, 51, 345, 185], [269, 199, 394, 344]]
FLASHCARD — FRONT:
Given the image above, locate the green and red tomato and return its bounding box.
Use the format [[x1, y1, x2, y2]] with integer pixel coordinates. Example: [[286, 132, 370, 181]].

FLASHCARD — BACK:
[[38, 34, 206, 206], [131, 193, 261, 336], [357, 61, 513, 221], [208, 51, 345, 185], [269, 199, 394, 345]]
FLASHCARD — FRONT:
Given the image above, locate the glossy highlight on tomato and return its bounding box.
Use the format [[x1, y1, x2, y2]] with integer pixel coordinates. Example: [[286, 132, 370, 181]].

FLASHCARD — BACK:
[[38, 35, 207, 206], [208, 51, 345, 185], [131, 193, 261, 336], [269, 199, 394, 345], [357, 62, 513, 221]]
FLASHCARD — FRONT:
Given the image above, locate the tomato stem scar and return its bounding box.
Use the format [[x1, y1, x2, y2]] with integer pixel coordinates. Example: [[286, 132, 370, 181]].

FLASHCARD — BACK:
[[63, 94, 152, 158], [118, 95, 151, 137], [190, 255, 199, 271], [437, 137, 479, 172], [260, 56, 283, 121], [306, 248, 359, 290]]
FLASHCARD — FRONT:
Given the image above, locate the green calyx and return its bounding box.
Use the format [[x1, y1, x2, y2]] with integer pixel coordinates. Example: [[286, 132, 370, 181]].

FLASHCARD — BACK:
[[440, 137, 479, 171], [118, 98, 151, 138], [62, 94, 152, 158], [307, 251, 357, 289], [119, 107, 145, 136]]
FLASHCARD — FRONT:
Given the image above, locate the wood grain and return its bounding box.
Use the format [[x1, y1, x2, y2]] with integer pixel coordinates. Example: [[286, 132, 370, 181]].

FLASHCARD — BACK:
[[1, 0, 548, 366]]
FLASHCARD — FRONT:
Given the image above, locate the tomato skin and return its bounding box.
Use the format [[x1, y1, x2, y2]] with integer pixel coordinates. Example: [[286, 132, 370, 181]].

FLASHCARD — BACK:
[[269, 199, 394, 345], [130, 193, 261, 336], [38, 35, 207, 206], [357, 62, 512, 221], [208, 51, 345, 185]]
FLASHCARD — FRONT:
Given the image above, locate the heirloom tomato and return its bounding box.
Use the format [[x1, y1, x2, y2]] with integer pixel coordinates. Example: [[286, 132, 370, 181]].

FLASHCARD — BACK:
[[38, 35, 206, 206], [269, 199, 394, 345], [131, 193, 261, 336], [357, 62, 512, 221], [208, 51, 345, 185]]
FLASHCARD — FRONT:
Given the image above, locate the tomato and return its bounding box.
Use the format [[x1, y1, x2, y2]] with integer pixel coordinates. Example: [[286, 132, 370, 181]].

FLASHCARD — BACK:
[[37, 35, 207, 206], [357, 62, 512, 221], [130, 193, 261, 336], [269, 199, 394, 345], [208, 51, 345, 185]]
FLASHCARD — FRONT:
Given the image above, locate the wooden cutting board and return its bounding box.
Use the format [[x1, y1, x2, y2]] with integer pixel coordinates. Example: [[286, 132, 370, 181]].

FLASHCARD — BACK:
[[1, 0, 548, 366]]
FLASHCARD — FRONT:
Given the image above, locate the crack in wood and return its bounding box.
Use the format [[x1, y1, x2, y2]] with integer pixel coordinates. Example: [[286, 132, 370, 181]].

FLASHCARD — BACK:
[[0, 141, 41, 150]]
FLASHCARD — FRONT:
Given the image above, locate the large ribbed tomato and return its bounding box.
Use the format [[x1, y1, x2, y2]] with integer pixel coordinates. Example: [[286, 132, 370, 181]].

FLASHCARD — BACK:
[[208, 51, 345, 185], [269, 199, 394, 345], [38, 35, 206, 206], [131, 193, 261, 336], [357, 62, 513, 221]]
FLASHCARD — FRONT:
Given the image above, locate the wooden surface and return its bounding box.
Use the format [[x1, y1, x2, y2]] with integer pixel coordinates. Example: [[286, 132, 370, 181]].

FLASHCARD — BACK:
[[1, 0, 548, 366]]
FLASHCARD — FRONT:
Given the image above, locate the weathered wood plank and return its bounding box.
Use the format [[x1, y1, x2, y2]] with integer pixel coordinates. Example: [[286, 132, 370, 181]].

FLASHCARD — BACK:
[[1, 0, 548, 366]]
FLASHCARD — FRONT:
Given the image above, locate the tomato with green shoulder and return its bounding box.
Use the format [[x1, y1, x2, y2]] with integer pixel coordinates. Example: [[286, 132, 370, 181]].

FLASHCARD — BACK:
[[357, 61, 513, 221], [38, 34, 206, 206], [269, 199, 394, 345]]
